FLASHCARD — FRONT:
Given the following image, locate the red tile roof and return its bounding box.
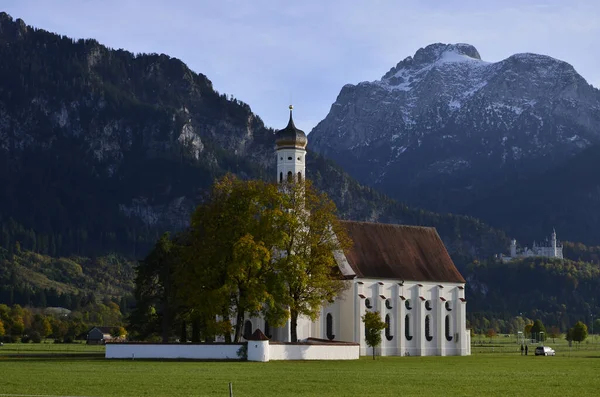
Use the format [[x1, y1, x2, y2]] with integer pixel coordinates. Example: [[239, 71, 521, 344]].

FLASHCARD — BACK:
[[340, 221, 465, 284]]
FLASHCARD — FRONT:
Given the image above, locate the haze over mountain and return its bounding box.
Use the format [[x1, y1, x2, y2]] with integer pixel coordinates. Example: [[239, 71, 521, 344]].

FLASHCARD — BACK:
[[309, 43, 600, 245]]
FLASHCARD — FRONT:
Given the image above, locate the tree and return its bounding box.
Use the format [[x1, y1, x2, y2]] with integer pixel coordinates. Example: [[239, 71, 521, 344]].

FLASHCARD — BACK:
[[572, 321, 588, 346], [530, 319, 546, 342], [486, 328, 497, 341], [130, 233, 183, 342], [0, 319, 5, 338], [178, 175, 350, 343], [524, 323, 533, 339], [548, 326, 560, 343], [362, 311, 386, 360], [179, 175, 289, 342], [270, 180, 351, 342]]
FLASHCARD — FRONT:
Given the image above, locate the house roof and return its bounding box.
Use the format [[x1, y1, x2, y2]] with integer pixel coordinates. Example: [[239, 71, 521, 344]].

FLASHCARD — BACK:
[[339, 221, 465, 284], [89, 326, 114, 334]]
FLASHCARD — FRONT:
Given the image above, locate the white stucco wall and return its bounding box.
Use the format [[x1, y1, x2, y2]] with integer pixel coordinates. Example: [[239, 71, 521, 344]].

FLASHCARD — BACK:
[[269, 343, 359, 360], [105, 343, 243, 360], [106, 342, 359, 361]]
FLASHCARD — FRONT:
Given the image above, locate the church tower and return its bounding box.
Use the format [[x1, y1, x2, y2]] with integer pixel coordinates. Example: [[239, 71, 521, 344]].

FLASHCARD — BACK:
[[275, 106, 307, 183]]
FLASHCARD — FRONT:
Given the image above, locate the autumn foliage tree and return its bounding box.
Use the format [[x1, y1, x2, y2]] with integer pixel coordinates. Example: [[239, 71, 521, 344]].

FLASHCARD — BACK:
[[180, 175, 295, 342], [271, 180, 351, 342], [176, 175, 350, 342]]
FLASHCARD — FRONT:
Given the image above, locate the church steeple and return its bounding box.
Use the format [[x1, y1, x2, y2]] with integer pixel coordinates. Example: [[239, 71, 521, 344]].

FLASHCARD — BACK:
[[275, 106, 307, 183]]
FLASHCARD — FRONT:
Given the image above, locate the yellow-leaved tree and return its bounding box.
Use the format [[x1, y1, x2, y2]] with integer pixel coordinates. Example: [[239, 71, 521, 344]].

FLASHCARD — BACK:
[[177, 175, 350, 343]]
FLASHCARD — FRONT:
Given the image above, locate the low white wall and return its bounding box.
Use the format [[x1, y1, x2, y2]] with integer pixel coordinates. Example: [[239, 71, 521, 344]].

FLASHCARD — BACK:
[[106, 341, 360, 361], [269, 343, 359, 360], [106, 343, 243, 360]]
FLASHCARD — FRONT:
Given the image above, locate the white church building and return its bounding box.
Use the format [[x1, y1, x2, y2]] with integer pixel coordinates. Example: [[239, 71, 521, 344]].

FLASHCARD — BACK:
[[241, 107, 470, 357]]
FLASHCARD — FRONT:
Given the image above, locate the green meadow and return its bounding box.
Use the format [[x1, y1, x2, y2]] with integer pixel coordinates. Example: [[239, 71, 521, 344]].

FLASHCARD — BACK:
[[0, 340, 599, 396]]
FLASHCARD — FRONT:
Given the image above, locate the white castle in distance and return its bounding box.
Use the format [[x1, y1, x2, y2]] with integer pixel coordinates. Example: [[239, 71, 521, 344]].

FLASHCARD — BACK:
[[500, 229, 563, 262]]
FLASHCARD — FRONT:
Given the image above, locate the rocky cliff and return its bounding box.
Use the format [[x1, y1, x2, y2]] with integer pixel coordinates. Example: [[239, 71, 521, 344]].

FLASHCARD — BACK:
[[309, 43, 600, 243]]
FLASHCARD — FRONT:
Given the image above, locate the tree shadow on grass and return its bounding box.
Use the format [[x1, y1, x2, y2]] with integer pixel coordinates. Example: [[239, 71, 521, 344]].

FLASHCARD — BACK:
[[0, 354, 104, 362]]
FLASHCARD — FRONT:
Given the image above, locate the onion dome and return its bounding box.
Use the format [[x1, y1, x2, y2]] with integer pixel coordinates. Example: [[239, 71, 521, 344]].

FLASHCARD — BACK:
[[275, 105, 307, 149]]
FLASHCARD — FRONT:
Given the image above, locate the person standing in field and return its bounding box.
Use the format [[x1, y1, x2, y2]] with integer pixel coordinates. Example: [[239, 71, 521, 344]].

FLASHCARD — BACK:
[[525, 345, 528, 355], [521, 344, 524, 355]]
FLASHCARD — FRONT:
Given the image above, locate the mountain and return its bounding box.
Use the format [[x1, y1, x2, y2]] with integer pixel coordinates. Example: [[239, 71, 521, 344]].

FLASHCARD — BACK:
[[0, 13, 507, 264], [309, 43, 600, 243], [1, 14, 598, 328]]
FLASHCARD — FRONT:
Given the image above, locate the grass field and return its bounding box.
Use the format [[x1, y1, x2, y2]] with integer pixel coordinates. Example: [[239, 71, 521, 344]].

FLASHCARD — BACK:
[[0, 339, 599, 396]]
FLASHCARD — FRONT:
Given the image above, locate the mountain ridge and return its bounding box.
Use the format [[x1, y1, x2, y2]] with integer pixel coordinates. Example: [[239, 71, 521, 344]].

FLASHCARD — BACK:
[[309, 42, 600, 244]]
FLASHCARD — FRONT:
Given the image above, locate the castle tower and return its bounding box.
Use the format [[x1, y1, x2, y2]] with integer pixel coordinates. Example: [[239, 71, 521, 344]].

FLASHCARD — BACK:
[[275, 105, 307, 183], [510, 239, 517, 258]]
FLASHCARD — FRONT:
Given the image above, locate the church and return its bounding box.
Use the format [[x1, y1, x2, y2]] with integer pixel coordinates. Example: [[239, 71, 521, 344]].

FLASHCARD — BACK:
[[242, 107, 470, 357]]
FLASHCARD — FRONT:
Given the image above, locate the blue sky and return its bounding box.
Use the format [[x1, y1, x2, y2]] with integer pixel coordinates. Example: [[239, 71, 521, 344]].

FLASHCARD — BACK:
[[3, 0, 600, 132]]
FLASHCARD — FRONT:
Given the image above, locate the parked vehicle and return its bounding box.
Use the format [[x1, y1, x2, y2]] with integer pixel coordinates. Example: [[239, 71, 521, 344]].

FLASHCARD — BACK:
[[535, 346, 555, 356]]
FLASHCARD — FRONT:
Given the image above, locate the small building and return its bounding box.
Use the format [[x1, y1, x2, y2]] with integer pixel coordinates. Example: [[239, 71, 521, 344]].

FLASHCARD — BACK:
[[86, 327, 113, 345]]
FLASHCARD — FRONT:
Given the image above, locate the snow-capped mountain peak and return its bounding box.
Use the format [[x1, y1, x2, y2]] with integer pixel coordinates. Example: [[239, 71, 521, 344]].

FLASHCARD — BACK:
[[309, 43, 600, 214]]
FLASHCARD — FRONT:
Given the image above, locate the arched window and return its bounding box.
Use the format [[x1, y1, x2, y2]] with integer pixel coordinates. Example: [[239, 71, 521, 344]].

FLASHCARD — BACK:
[[385, 314, 393, 341], [445, 301, 452, 311], [287, 171, 293, 181], [405, 314, 413, 341], [425, 300, 432, 311], [326, 313, 335, 340], [279, 172, 283, 183], [425, 315, 433, 341], [264, 320, 272, 339], [405, 299, 412, 310], [385, 299, 392, 309], [365, 298, 372, 309], [445, 315, 453, 341], [297, 172, 302, 182], [243, 320, 252, 340]]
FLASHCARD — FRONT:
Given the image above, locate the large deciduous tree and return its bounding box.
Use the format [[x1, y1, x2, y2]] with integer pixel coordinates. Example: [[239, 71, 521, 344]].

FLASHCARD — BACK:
[[178, 175, 289, 342], [271, 180, 351, 342], [177, 175, 350, 343], [129, 232, 183, 342]]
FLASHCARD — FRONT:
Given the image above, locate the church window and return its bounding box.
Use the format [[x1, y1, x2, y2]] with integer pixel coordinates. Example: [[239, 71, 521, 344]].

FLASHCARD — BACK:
[[288, 156, 293, 161], [385, 299, 392, 310], [243, 320, 252, 340], [385, 314, 393, 341], [279, 172, 283, 183], [445, 301, 452, 311], [405, 315, 413, 341], [298, 172, 302, 182], [326, 313, 335, 340], [287, 171, 293, 181], [365, 298, 372, 309], [297, 156, 302, 161], [445, 315, 453, 341], [425, 300, 432, 311], [425, 315, 433, 341], [265, 320, 272, 339], [280, 157, 283, 161], [405, 299, 412, 310]]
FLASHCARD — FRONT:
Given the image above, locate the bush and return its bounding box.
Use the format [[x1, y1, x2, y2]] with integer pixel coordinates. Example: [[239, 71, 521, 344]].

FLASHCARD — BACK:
[[21, 335, 31, 343], [30, 331, 42, 343], [63, 336, 74, 343]]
